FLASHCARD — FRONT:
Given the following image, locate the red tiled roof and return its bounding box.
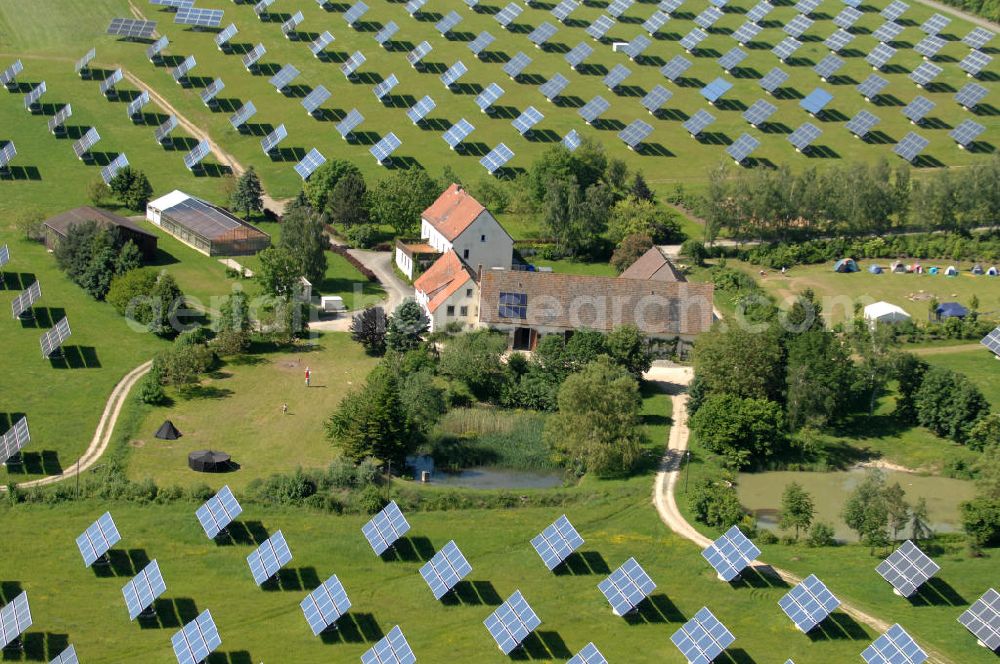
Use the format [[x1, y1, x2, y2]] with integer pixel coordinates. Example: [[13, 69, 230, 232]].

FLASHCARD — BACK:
[[421, 183, 486, 242], [478, 270, 713, 336], [414, 250, 474, 313], [619, 246, 686, 282]]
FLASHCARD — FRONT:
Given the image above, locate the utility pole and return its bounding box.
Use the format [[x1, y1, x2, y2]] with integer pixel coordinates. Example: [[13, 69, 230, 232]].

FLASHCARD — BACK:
[[684, 450, 691, 493]]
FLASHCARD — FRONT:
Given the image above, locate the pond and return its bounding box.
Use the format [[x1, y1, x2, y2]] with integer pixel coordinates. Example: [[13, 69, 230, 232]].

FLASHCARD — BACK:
[[406, 456, 564, 489], [736, 468, 976, 542]]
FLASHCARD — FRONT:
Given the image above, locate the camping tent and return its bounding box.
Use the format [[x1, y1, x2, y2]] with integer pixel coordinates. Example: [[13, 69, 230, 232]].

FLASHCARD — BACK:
[[155, 420, 181, 440], [937, 302, 969, 320], [945, 265, 959, 276], [864, 301, 912, 325], [972, 264, 984, 275], [928, 267, 939, 275], [188, 450, 231, 472], [891, 261, 907, 273], [989, 266, 999, 276], [869, 265, 883, 274], [834, 258, 859, 273]]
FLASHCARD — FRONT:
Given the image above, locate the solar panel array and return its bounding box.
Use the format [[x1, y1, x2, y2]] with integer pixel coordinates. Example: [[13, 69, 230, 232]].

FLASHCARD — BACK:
[[295, 148, 326, 179], [122, 560, 167, 620], [552, 0, 580, 22], [247, 530, 292, 585], [684, 108, 716, 136], [910, 61, 943, 88], [11, 281, 41, 319], [341, 51, 367, 78], [200, 78, 224, 105], [963, 27, 995, 50], [834, 7, 861, 28], [408, 95, 436, 124], [788, 122, 822, 151], [50, 645, 78, 664], [784, 14, 814, 38], [496, 2, 524, 28], [230, 101, 257, 129], [718, 47, 748, 73], [608, 0, 635, 17], [196, 485, 243, 539], [862, 624, 928, 664], [531, 515, 584, 571], [958, 588, 999, 650], [623, 35, 651, 60], [405, 0, 428, 14], [814, 54, 844, 80], [743, 99, 777, 127], [728, 133, 760, 163], [243, 44, 266, 70], [540, 73, 569, 101], [604, 64, 632, 91], [441, 61, 468, 88], [873, 21, 904, 43], [960, 50, 992, 77], [254, 0, 275, 15], [701, 77, 733, 103], [680, 28, 709, 52], [337, 109, 364, 138], [567, 642, 608, 664], [76, 511, 120, 567], [779, 574, 841, 632], [563, 129, 581, 151], [504, 52, 532, 79], [0, 416, 30, 466], [476, 83, 504, 113], [469, 31, 496, 57], [73, 128, 100, 158], [269, 64, 300, 91], [895, 132, 929, 162], [99, 69, 123, 95], [310, 31, 334, 57], [420, 540, 472, 599], [172, 56, 197, 82], [155, 115, 178, 143], [40, 316, 72, 358], [772, 36, 802, 61], [75, 49, 96, 75], [512, 106, 543, 135], [950, 119, 985, 148], [0, 592, 31, 649], [23, 82, 46, 110], [481, 143, 514, 174], [101, 153, 130, 185], [619, 120, 653, 149], [598, 557, 656, 615], [579, 95, 610, 123], [671, 607, 736, 664], [921, 12, 950, 34], [344, 0, 369, 26], [484, 591, 541, 654], [436, 10, 463, 35], [875, 541, 940, 598], [914, 35, 946, 59], [587, 15, 615, 40], [702, 526, 760, 581], [183, 141, 210, 170], [373, 75, 399, 101], [215, 24, 237, 49], [642, 85, 672, 113], [127, 90, 150, 118], [261, 124, 288, 154], [370, 132, 402, 163], [1, 59, 22, 87], [759, 67, 789, 93], [867, 43, 897, 70], [902, 96, 935, 123], [407, 41, 432, 67], [301, 575, 352, 636], [175, 7, 223, 27], [171, 610, 221, 664], [361, 625, 416, 664], [748, 1, 774, 22], [847, 109, 880, 138], [695, 6, 723, 29], [858, 74, 890, 100], [145, 36, 169, 63], [800, 88, 833, 115], [363, 501, 411, 554], [107, 18, 157, 38], [881, 0, 909, 20]]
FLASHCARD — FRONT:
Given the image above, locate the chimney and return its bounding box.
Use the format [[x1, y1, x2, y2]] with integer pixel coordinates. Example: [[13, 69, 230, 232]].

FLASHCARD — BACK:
[[477, 264, 483, 282]]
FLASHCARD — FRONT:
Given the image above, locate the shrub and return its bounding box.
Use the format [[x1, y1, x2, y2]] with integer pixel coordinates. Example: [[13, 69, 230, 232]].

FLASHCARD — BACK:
[[757, 530, 779, 545], [688, 477, 744, 529], [135, 370, 167, 405], [359, 484, 387, 514], [807, 522, 837, 547]]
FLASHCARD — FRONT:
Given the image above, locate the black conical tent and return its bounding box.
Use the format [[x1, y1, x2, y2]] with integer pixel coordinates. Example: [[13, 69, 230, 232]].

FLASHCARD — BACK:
[[155, 420, 181, 440], [188, 450, 231, 473]]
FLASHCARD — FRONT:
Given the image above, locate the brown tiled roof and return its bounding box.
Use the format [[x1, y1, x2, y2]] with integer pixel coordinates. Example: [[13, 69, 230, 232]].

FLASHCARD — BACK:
[[479, 270, 713, 336], [421, 183, 486, 242], [619, 246, 686, 282], [414, 250, 474, 313], [43, 206, 156, 239]]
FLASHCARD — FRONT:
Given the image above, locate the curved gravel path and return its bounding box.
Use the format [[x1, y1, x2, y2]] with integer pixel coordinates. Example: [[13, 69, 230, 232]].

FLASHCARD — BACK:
[[1, 360, 152, 491], [645, 366, 954, 664]]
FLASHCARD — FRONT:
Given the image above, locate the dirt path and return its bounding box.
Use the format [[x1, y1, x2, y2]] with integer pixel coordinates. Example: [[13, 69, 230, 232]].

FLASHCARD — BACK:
[[910, 343, 986, 356], [644, 365, 954, 664], [1, 360, 152, 492]]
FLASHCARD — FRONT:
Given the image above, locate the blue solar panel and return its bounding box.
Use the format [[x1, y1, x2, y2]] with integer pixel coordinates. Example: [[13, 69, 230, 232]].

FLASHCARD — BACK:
[[504, 52, 532, 79], [587, 15, 615, 40], [295, 148, 326, 179], [442, 118, 474, 148], [773, 36, 802, 61], [370, 133, 401, 164], [702, 526, 760, 581], [195, 485, 242, 539], [800, 88, 833, 115], [247, 530, 293, 584], [407, 41, 432, 67], [408, 96, 436, 124], [420, 540, 472, 599], [846, 110, 880, 138], [302, 85, 331, 114], [701, 78, 733, 103], [496, 2, 523, 27], [484, 591, 541, 654], [122, 560, 167, 620], [476, 83, 504, 111], [661, 55, 692, 81], [642, 85, 672, 113], [512, 107, 543, 135], [743, 99, 777, 126], [481, 143, 514, 174], [862, 624, 927, 664], [671, 607, 735, 663], [76, 512, 121, 567], [469, 31, 496, 56], [604, 64, 632, 90], [539, 74, 569, 101], [779, 574, 841, 632], [876, 541, 940, 598], [374, 21, 398, 46], [950, 119, 985, 148], [372, 75, 399, 101], [362, 500, 411, 555], [171, 610, 221, 664], [563, 129, 581, 152], [857, 74, 889, 100], [532, 515, 584, 570], [337, 109, 364, 138], [229, 101, 256, 129], [361, 625, 416, 664], [441, 61, 468, 88], [759, 67, 789, 93], [578, 95, 610, 123], [565, 42, 593, 69], [902, 95, 935, 123], [680, 28, 708, 51], [301, 575, 351, 636], [894, 132, 929, 162], [623, 34, 651, 60], [261, 124, 288, 154], [528, 22, 559, 47], [598, 557, 656, 615], [957, 588, 1000, 650], [0, 592, 31, 650], [727, 133, 760, 163], [567, 642, 607, 664], [683, 109, 715, 136]]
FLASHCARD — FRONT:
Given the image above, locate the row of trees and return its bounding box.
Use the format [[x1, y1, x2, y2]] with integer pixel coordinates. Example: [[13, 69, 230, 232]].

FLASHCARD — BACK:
[[54, 221, 143, 299], [700, 156, 1000, 242]]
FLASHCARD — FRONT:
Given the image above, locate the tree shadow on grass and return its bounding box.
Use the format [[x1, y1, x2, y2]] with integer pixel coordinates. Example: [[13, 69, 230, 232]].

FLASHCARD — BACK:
[[319, 612, 384, 644]]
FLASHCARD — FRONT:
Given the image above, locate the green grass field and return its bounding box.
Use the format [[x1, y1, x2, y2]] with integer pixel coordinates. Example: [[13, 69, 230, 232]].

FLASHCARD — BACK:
[[742, 259, 1000, 324], [1, 0, 997, 217], [126, 333, 379, 489], [921, 346, 1000, 405]]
